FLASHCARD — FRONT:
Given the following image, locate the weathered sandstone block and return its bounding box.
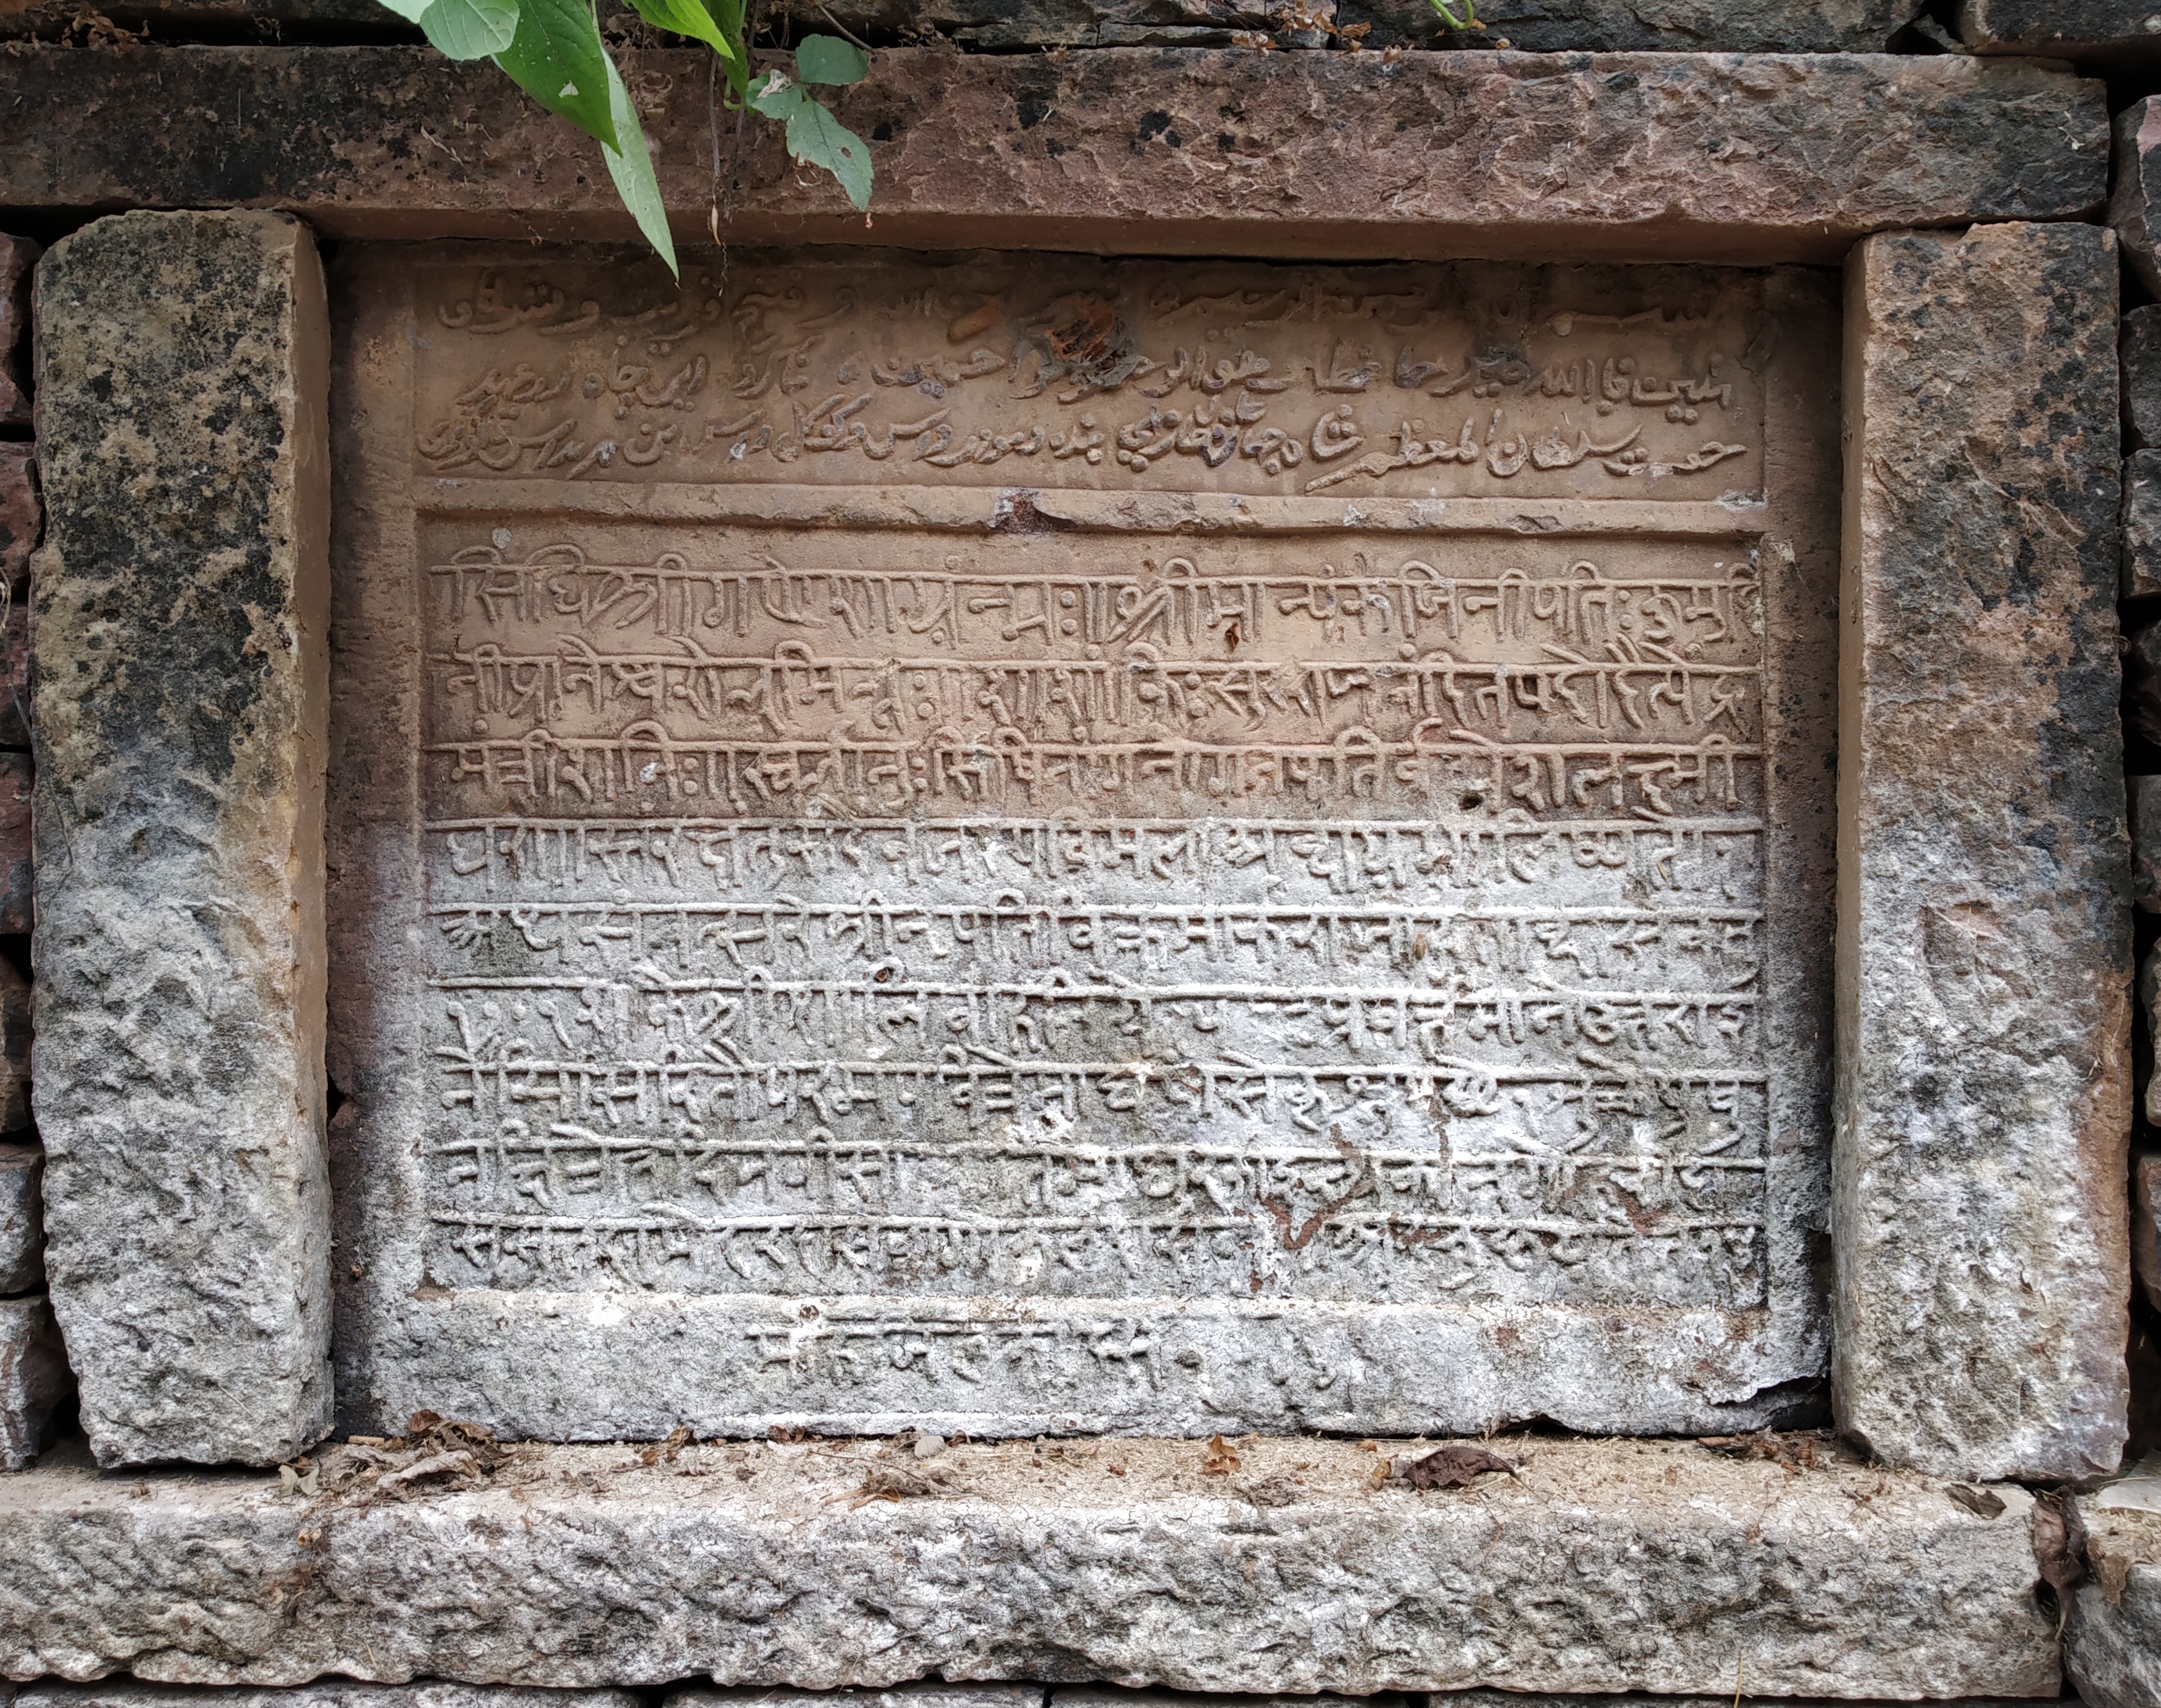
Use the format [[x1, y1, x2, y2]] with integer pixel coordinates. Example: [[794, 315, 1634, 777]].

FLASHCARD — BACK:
[[0, 753, 32, 937], [0, 48, 2107, 264], [2124, 305, 2161, 451], [2131, 778, 2161, 907], [0, 1437, 2058, 1693], [2128, 451, 2161, 598], [676, 1689, 1047, 1708], [2134, 1153, 2160, 1311], [0, 1143, 40, 1294], [1837, 223, 2130, 1482], [19, 1684, 642, 1708], [2115, 100, 2161, 300], [0, 237, 33, 430], [1957, 0, 2161, 62], [30, 210, 332, 1467], [0, 1294, 66, 1470], [0, 448, 33, 591], [2069, 1502, 2161, 1708]]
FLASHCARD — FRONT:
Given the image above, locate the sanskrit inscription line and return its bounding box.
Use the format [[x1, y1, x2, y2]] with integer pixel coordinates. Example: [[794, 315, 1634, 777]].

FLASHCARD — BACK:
[[428, 545, 1759, 652]]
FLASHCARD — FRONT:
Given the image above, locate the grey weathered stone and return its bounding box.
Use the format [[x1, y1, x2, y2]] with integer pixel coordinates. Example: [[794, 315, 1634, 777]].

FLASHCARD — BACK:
[[1049, 1694, 1392, 1708], [30, 210, 332, 1468], [2069, 1502, 2161, 1708], [1343, 0, 1915, 49], [2134, 1153, 2161, 1311], [2114, 100, 2161, 301], [0, 236, 35, 430], [0, 1145, 38, 1296], [2124, 305, 2161, 452], [19, 1684, 644, 1708], [0, 1294, 67, 1471], [2129, 452, 2161, 599], [2132, 778, 2161, 908], [0, 1436, 2058, 1693], [1957, 0, 2161, 63], [0, 48, 2109, 266], [677, 1689, 1045, 1708], [1837, 223, 2130, 1483]]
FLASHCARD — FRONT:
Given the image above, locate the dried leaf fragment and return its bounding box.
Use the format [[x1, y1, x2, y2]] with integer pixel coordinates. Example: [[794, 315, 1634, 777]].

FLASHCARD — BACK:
[[1201, 1433, 1242, 1475], [1947, 1483, 2006, 1519], [2033, 1491, 2089, 1598], [1399, 1443, 1518, 1489]]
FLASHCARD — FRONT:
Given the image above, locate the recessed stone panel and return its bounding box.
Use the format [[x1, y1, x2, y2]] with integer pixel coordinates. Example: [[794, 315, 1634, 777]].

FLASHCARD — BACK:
[[329, 247, 1837, 1441]]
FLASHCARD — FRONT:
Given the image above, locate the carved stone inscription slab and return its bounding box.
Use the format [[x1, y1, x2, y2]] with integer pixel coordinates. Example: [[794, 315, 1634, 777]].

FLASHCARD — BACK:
[[329, 247, 1838, 1441]]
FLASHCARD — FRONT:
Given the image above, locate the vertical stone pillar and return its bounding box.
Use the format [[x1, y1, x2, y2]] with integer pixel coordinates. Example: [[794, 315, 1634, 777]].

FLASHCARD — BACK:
[[1838, 222, 2130, 1482], [30, 211, 331, 1467]]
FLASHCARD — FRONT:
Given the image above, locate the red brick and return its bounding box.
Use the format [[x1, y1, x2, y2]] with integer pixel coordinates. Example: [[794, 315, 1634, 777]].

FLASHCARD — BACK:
[[0, 446, 33, 591]]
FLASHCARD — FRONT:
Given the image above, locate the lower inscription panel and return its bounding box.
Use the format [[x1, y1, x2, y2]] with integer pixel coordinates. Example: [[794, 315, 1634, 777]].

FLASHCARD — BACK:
[[329, 246, 1837, 1439]]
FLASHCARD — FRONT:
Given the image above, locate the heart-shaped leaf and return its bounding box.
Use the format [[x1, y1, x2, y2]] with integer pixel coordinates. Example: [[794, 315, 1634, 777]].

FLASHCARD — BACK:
[[795, 32, 868, 85]]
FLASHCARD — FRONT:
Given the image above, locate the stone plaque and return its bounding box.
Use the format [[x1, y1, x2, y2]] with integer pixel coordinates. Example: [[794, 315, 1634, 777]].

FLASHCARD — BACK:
[[329, 246, 1837, 1440]]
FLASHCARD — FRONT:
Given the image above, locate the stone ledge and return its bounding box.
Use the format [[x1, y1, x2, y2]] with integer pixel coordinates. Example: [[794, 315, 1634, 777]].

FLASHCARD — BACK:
[[0, 1436, 2057, 1696], [0, 46, 2107, 263]]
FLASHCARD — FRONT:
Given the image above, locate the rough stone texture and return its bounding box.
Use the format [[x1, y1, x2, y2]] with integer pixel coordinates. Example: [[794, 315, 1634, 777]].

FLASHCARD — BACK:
[[2069, 1502, 2161, 1708], [0, 0, 395, 32], [0, 238, 33, 431], [0, 47, 2108, 266], [1837, 223, 2130, 1483], [30, 210, 332, 1468], [19, 1685, 643, 1708], [2124, 306, 2161, 453], [0, 449, 34, 594], [2133, 777, 2161, 907], [0, 1436, 2059, 1693], [0, 605, 30, 753], [0, 1294, 66, 1470], [2129, 451, 2161, 599], [677, 1689, 1046, 1708], [1957, 0, 2161, 63], [2136, 1153, 2161, 1312], [0, 755, 31, 939], [0, 1145, 38, 1295], [2129, 620, 2161, 745], [0, 965, 29, 1139], [2115, 100, 2161, 302]]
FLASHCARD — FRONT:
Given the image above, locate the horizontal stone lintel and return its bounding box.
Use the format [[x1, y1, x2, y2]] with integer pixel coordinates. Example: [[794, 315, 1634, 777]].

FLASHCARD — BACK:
[[0, 45, 2108, 263], [0, 1437, 2057, 1696]]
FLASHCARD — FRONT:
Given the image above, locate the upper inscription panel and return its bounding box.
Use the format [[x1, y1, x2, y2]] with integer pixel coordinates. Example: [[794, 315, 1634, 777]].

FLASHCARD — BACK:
[[413, 253, 1770, 501], [330, 246, 1836, 1442]]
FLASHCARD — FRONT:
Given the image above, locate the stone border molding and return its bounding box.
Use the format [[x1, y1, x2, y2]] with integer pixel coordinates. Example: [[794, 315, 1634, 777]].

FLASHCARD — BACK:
[[1835, 220, 2132, 1481], [28, 209, 334, 1468]]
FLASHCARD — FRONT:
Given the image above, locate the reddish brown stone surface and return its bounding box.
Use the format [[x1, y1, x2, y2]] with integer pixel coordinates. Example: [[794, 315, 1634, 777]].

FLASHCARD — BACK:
[[0, 45, 2108, 264], [0, 446, 35, 592], [0, 236, 34, 429], [0, 752, 30, 937]]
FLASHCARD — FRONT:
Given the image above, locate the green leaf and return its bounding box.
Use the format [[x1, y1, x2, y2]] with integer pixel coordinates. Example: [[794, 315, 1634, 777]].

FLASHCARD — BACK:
[[599, 49, 679, 277], [418, 0, 518, 58], [784, 97, 872, 210], [747, 67, 803, 118], [706, 0, 750, 95], [493, 0, 617, 152], [794, 32, 867, 85], [374, 0, 432, 21], [623, 0, 732, 56]]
